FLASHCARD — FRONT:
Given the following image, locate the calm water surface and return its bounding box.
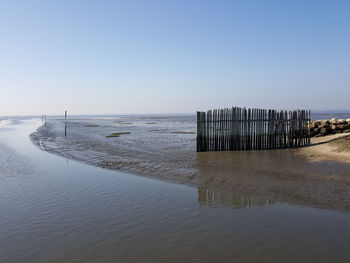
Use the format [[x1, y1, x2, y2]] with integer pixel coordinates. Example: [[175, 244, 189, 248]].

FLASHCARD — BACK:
[[1, 119, 350, 263]]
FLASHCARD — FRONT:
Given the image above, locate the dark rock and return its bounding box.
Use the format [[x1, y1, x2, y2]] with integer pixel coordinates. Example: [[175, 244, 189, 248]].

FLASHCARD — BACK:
[[338, 124, 346, 130], [320, 128, 329, 136]]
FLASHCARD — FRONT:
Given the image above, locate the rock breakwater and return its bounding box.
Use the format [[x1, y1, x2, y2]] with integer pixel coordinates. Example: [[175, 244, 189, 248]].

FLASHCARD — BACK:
[[310, 118, 350, 137]]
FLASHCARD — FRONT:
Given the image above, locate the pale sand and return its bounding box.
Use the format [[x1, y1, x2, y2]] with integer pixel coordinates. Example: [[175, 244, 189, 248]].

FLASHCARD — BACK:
[[297, 133, 350, 164]]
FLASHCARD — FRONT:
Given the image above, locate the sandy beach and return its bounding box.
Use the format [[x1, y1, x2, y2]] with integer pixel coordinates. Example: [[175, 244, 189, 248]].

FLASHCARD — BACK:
[[30, 117, 350, 212], [297, 134, 350, 164]]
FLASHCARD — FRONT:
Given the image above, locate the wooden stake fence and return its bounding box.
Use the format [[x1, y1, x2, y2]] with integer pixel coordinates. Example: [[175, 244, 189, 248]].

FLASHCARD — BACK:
[[197, 107, 310, 152]]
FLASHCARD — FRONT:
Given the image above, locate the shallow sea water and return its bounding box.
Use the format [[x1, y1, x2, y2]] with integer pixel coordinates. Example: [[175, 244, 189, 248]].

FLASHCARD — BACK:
[[1, 119, 350, 263]]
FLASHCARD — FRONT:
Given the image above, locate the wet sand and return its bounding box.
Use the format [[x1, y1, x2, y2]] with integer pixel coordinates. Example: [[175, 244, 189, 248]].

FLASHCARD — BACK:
[[31, 117, 350, 211], [197, 150, 350, 211]]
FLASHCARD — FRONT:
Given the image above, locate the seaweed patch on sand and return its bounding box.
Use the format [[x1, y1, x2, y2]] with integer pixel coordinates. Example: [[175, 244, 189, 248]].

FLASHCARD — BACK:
[[106, 132, 131, 138], [114, 121, 132, 124], [171, 131, 196, 134]]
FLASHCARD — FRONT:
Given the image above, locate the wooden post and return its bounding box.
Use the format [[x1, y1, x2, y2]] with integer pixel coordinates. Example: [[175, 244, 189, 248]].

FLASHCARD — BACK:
[[196, 112, 201, 152], [64, 110, 67, 137]]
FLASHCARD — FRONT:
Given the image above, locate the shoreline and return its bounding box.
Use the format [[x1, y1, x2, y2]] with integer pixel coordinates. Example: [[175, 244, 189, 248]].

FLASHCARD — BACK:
[[30, 118, 350, 212]]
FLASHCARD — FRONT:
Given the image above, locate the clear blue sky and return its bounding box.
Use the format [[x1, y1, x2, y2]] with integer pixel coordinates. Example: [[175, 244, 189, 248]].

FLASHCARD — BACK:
[[1, 0, 349, 115]]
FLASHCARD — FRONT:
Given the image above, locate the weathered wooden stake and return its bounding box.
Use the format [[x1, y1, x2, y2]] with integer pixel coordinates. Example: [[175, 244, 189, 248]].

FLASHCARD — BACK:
[[64, 110, 67, 137]]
